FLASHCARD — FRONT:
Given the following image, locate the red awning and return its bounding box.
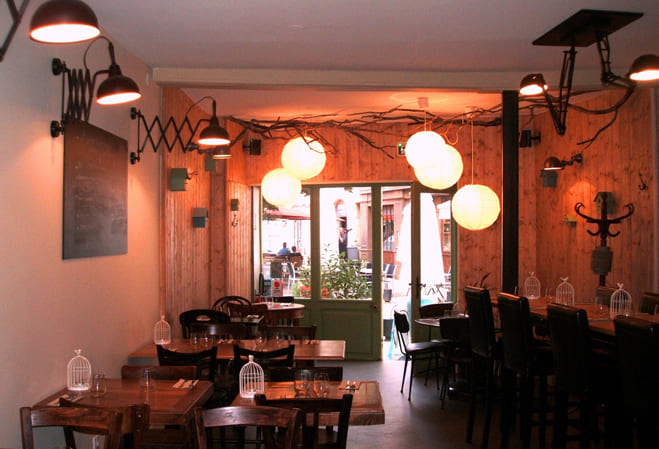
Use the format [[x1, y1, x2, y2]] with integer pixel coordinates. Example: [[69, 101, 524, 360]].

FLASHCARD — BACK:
[[264, 206, 310, 220]]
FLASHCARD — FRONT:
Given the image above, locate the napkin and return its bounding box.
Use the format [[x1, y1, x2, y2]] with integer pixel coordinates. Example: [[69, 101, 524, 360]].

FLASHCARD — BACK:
[[173, 379, 199, 389], [48, 393, 83, 407]]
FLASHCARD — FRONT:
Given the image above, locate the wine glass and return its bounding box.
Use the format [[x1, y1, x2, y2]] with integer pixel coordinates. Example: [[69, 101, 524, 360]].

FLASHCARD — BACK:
[[294, 370, 311, 397], [90, 373, 107, 398], [140, 368, 156, 392], [314, 372, 330, 398]]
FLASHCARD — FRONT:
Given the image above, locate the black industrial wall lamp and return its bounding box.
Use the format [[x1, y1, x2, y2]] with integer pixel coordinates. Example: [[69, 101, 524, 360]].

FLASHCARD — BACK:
[[50, 35, 141, 137], [1, 0, 30, 62], [520, 9, 659, 136], [542, 153, 583, 171], [129, 96, 231, 164], [29, 0, 100, 44]]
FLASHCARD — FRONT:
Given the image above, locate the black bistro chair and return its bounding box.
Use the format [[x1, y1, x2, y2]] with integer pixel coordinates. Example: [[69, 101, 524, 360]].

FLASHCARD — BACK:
[[464, 286, 499, 449], [393, 310, 445, 401], [497, 293, 553, 449], [179, 309, 230, 338], [614, 315, 659, 449]]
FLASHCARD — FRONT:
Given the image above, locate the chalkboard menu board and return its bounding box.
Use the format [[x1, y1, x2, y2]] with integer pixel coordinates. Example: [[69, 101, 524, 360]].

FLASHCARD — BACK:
[[63, 121, 127, 259]]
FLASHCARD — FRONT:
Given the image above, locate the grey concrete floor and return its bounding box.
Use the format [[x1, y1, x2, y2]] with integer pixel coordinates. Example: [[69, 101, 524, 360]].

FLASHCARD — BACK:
[[334, 359, 609, 449]]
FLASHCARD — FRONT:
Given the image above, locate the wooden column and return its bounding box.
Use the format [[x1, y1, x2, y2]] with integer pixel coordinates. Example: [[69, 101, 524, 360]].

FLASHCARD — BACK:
[[501, 90, 519, 294]]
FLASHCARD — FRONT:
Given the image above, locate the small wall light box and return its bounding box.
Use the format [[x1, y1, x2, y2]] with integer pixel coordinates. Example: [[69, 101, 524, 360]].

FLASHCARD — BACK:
[[519, 9, 659, 136], [231, 198, 240, 227], [49, 36, 141, 137], [129, 96, 231, 164], [193, 208, 208, 228], [170, 168, 195, 191]]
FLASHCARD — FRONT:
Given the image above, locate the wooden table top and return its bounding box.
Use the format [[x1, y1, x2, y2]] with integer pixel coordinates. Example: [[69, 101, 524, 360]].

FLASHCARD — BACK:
[[128, 339, 346, 363], [231, 380, 385, 426], [33, 379, 214, 426]]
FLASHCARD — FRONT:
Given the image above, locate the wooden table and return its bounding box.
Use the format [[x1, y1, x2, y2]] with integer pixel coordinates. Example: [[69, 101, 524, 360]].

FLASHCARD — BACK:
[[231, 381, 385, 426], [128, 339, 346, 365], [263, 302, 305, 324], [33, 378, 214, 427]]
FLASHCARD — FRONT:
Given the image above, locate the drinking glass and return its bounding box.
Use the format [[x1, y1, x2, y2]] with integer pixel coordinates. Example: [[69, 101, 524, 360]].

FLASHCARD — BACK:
[[140, 368, 156, 392], [189, 331, 201, 348], [594, 294, 608, 318], [545, 287, 554, 304], [314, 372, 330, 398], [90, 373, 107, 398], [294, 370, 311, 396]]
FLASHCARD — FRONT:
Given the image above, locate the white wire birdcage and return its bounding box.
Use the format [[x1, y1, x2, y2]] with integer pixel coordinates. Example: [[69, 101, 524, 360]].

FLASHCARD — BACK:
[[153, 315, 172, 345], [556, 277, 575, 305], [239, 355, 264, 398], [523, 272, 541, 300], [610, 283, 632, 318], [67, 349, 91, 392]]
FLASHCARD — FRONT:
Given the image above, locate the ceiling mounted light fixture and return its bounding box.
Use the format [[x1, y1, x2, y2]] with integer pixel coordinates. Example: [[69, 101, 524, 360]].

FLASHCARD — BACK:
[[451, 115, 500, 231], [49, 36, 141, 137], [519, 9, 654, 136], [129, 96, 231, 164], [30, 0, 100, 44], [542, 153, 583, 171], [281, 136, 326, 179], [261, 168, 301, 207]]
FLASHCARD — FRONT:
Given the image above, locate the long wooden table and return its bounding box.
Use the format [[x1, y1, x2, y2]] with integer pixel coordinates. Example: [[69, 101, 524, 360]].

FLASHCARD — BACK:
[[128, 339, 346, 365], [33, 378, 214, 426], [231, 380, 385, 426]]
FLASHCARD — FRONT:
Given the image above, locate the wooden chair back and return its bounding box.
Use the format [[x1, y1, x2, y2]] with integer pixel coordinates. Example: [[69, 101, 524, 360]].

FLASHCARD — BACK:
[[497, 293, 534, 371], [640, 291, 659, 314], [255, 394, 353, 449], [232, 344, 295, 375], [464, 286, 497, 359], [59, 399, 149, 449], [157, 345, 218, 382], [595, 286, 615, 307], [121, 364, 199, 380], [195, 405, 303, 449], [21, 406, 122, 449], [262, 325, 317, 341], [212, 296, 252, 317], [179, 309, 230, 338], [190, 322, 250, 340]]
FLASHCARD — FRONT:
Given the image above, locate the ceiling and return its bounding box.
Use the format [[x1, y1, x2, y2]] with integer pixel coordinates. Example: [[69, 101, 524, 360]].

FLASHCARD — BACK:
[[82, 0, 659, 120]]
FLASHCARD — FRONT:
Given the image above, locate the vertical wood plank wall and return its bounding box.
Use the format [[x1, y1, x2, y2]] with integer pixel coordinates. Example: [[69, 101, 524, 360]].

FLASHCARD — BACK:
[[161, 88, 213, 337], [531, 88, 654, 303], [160, 86, 654, 332]]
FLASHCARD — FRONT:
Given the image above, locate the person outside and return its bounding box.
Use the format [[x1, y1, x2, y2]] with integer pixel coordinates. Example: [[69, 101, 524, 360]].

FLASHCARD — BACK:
[[277, 242, 291, 256]]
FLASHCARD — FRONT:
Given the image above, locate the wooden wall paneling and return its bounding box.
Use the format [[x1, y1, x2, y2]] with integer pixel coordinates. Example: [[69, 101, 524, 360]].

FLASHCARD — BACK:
[[161, 88, 212, 337], [210, 165, 227, 302], [533, 88, 654, 303]]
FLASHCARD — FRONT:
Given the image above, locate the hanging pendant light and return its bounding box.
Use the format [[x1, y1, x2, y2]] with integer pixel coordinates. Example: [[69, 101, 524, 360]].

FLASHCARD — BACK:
[[451, 115, 500, 230], [413, 143, 463, 190], [261, 168, 301, 207], [405, 130, 447, 168], [452, 184, 500, 230], [30, 0, 100, 44], [281, 136, 326, 179]]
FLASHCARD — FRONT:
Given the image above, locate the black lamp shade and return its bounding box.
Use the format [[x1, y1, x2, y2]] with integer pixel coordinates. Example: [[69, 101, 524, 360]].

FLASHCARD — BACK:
[[211, 146, 232, 159], [520, 73, 548, 96], [96, 63, 141, 105], [30, 0, 100, 43], [198, 116, 230, 146], [628, 54, 659, 81], [543, 156, 564, 171]]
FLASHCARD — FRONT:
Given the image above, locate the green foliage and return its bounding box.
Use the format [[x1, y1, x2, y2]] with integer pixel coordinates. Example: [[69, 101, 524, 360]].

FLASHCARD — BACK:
[[294, 246, 371, 300]]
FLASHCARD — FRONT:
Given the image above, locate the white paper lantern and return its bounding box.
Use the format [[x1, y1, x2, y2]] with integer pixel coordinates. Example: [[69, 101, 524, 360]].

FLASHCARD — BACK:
[[413, 143, 463, 189], [281, 136, 326, 179], [405, 130, 446, 168], [451, 184, 500, 230], [261, 168, 301, 207]]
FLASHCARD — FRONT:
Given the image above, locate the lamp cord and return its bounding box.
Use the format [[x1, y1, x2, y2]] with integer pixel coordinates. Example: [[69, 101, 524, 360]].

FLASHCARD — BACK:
[[82, 35, 112, 72], [470, 117, 474, 184]]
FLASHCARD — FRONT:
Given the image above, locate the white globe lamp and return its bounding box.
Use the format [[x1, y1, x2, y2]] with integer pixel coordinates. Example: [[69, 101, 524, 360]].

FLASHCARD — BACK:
[[405, 130, 446, 168], [261, 168, 301, 207], [281, 136, 326, 179], [413, 144, 463, 189], [451, 184, 500, 230]]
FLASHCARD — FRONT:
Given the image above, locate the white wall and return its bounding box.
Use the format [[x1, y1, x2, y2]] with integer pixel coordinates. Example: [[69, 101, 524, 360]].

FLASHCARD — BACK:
[[0, 4, 161, 446]]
